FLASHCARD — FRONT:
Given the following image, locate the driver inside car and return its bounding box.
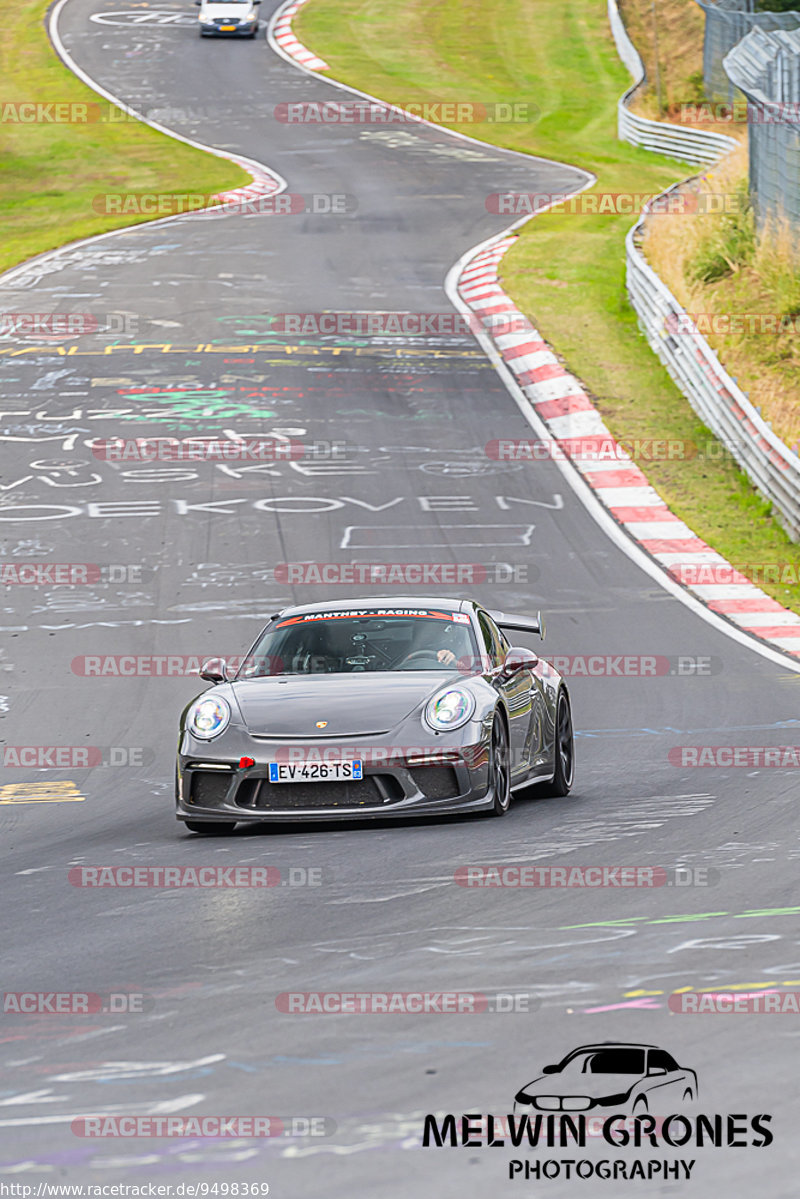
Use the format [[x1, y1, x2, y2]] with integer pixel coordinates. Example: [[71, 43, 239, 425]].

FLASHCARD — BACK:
[[288, 624, 338, 673], [396, 621, 463, 668]]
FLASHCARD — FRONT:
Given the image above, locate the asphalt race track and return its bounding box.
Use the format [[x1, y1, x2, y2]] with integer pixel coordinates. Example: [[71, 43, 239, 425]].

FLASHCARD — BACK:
[[1, 2, 799, 1194]]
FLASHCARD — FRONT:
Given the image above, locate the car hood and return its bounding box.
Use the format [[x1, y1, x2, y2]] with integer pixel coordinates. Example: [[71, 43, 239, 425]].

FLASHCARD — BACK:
[[517, 1072, 640, 1101], [200, 4, 254, 16], [230, 671, 462, 737]]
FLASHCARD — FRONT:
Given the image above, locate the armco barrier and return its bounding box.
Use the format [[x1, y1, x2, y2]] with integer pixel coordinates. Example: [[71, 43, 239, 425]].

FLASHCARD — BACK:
[[626, 192, 800, 541], [608, 0, 738, 163], [609, 1, 800, 540]]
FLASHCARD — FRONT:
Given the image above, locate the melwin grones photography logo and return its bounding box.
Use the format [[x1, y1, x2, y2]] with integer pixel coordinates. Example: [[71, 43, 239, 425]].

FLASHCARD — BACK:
[[422, 1042, 774, 1183]]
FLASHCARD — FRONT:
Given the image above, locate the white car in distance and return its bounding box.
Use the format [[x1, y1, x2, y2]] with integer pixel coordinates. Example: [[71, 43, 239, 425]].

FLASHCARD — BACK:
[[195, 0, 260, 38]]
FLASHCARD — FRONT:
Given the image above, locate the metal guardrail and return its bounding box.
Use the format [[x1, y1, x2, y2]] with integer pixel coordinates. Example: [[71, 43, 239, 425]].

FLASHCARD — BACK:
[[694, 0, 800, 103], [626, 193, 800, 541], [725, 26, 800, 229], [608, 1, 800, 539], [608, 0, 738, 163]]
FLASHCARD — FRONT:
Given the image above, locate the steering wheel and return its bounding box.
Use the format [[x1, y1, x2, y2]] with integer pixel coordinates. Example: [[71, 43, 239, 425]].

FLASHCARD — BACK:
[[398, 649, 442, 667]]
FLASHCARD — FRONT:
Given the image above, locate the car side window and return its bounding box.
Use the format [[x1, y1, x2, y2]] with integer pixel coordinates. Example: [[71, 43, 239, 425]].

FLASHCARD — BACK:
[[648, 1050, 676, 1072], [491, 618, 511, 658], [477, 612, 502, 668], [479, 612, 512, 666]]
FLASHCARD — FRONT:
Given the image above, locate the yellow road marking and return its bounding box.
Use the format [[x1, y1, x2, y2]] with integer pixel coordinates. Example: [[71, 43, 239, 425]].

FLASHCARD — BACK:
[[0, 782, 85, 804]]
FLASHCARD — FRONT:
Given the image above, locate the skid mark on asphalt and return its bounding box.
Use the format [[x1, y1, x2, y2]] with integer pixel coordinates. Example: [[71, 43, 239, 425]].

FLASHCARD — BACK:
[[0, 1094, 205, 1129], [561, 903, 800, 928], [434, 794, 716, 874]]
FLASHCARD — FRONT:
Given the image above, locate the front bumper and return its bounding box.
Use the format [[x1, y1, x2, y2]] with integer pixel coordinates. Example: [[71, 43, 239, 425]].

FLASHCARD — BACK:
[[200, 21, 257, 35], [176, 726, 492, 823]]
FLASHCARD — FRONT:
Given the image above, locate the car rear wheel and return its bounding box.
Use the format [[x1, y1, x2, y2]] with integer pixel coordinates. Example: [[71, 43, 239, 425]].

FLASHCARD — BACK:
[[632, 1096, 648, 1115], [541, 690, 574, 797], [488, 715, 511, 816], [183, 820, 237, 835]]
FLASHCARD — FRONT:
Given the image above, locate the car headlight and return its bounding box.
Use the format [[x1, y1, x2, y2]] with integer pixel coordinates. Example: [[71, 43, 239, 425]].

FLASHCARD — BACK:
[[424, 688, 475, 732], [187, 695, 231, 739]]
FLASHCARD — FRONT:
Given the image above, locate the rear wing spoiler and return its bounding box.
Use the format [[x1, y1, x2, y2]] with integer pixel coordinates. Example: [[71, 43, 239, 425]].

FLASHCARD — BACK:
[[488, 609, 545, 641]]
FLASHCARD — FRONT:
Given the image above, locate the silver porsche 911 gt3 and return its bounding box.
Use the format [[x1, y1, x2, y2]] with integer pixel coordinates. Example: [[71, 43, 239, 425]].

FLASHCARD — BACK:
[[175, 596, 574, 834]]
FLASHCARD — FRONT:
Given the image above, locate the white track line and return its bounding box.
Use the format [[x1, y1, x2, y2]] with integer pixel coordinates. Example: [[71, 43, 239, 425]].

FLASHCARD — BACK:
[[265, 0, 800, 674], [20, 0, 800, 675], [0, 0, 289, 289]]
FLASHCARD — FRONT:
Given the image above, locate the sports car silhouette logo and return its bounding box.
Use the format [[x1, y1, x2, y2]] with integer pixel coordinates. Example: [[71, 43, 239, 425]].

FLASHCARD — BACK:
[[514, 1042, 697, 1116]]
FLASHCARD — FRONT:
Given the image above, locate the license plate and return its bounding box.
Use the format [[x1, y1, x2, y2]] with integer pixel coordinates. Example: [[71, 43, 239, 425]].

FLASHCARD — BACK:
[[269, 760, 363, 783], [220, 23, 236, 29]]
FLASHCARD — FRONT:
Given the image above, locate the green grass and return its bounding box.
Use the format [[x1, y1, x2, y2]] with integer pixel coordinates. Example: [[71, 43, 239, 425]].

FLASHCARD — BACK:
[[296, 0, 800, 616], [0, 0, 248, 275]]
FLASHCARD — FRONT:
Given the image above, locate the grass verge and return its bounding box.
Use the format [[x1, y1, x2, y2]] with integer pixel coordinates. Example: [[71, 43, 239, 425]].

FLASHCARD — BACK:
[[295, 0, 800, 616], [644, 145, 800, 449], [0, 0, 249, 275], [618, 0, 706, 119]]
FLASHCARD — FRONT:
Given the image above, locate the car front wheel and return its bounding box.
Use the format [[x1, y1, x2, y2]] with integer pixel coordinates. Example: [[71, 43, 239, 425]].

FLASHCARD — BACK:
[[541, 690, 574, 797], [488, 715, 512, 816]]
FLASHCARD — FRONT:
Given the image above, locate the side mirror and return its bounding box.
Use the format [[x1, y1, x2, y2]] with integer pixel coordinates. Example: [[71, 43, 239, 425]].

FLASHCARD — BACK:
[[500, 646, 539, 679], [199, 657, 228, 683], [542, 1064, 558, 1075], [648, 1066, 667, 1076]]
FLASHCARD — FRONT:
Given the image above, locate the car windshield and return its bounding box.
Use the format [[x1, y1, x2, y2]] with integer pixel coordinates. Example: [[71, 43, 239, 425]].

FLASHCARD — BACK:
[[565, 1049, 646, 1075], [235, 610, 478, 677]]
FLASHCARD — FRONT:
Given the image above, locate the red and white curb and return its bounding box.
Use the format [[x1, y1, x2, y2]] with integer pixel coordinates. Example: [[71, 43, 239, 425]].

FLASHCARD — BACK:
[[26, 0, 290, 275], [457, 236, 800, 661], [208, 154, 283, 208], [271, 0, 329, 71]]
